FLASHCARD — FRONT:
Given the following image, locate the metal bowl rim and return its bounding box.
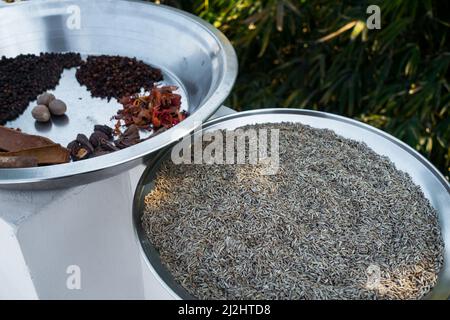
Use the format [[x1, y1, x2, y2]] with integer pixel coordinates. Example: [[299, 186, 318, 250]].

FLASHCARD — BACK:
[[0, 0, 238, 186], [134, 108, 450, 300]]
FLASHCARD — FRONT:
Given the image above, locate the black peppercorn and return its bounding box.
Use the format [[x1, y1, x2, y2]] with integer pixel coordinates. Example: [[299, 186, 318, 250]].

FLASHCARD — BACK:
[[0, 53, 82, 125]]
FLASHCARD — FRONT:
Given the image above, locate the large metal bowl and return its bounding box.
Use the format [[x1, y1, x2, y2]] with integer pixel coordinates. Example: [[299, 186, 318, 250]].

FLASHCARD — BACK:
[[0, 0, 237, 189], [134, 109, 450, 300]]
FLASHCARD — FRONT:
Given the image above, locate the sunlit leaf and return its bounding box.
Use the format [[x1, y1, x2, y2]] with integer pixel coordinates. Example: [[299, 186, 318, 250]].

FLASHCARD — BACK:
[[350, 21, 366, 41], [276, 1, 284, 32], [317, 21, 357, 43]]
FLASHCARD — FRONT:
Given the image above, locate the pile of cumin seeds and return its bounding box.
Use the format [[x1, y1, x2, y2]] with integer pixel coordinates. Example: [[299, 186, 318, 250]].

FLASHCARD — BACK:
[[142, 122, 444, 300]]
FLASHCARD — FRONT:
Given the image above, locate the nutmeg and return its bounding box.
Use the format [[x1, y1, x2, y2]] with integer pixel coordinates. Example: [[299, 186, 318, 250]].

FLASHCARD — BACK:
[[48, 99, 67, 116], [37, 92, 55, 106], [31, 105, 51, 122]]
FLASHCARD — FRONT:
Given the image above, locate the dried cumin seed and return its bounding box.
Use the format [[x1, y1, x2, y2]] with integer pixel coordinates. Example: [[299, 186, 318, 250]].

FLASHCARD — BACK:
[[142, 122, 444, 300]]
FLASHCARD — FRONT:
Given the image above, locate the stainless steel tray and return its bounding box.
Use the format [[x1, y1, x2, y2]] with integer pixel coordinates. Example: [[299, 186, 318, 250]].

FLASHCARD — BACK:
[[0, 0, 237, 189], [134, 108, 450, 300]]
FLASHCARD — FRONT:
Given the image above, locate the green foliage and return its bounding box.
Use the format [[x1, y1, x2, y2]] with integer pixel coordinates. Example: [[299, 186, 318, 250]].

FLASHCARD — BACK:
[[161, 0, 450, 178]]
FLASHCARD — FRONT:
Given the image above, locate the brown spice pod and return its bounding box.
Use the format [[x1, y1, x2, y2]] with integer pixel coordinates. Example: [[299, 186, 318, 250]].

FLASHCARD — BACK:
[[0, 126, 55, 152], [0, 144, 70, 165]]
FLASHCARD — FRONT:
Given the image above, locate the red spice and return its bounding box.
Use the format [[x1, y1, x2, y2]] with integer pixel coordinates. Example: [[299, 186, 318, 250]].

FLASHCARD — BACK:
[[115, 85, 187, 133]]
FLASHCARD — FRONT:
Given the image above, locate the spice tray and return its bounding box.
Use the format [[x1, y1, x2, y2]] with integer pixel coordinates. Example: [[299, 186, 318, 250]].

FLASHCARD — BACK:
[[0, 0, 237, 189], [133, 108, 450, 300]]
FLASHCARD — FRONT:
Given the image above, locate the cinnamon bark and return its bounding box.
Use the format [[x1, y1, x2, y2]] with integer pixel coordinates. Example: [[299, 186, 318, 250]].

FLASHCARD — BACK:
[[0, 156, 38, 168], [0, 144, 70, 165], [0, 126, 55, 152]]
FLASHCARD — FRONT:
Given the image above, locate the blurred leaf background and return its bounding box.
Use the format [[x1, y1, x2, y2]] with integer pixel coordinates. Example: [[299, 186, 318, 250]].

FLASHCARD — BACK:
[[3, 0, 449, 178], [157, 0, 449, 179]]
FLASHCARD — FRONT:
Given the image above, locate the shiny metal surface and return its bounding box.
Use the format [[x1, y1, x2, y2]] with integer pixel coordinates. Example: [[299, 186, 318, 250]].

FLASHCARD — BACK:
[[0, 0, 237, 189], [134, 108, 450, 300]]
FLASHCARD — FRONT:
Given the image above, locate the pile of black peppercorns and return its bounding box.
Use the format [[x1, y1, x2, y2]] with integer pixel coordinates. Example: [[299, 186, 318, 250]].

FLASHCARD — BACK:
[[0, 53, 162, 125], [75, 55, 163, 101], [0, 52, 82, 125]]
